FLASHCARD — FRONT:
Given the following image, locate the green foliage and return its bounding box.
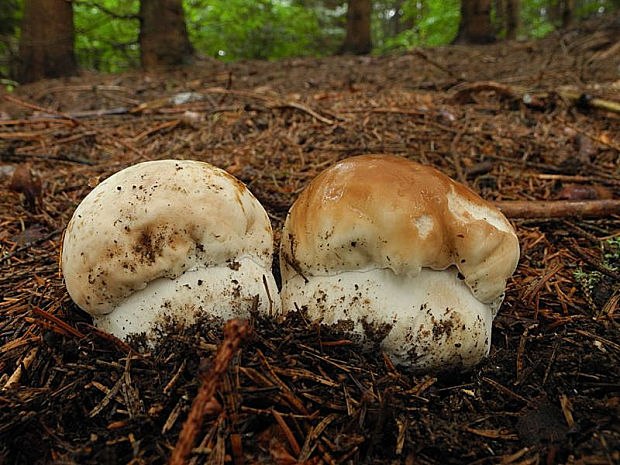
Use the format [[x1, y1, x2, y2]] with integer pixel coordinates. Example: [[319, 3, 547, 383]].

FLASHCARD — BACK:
[[521, 0, 619, 38], [574, 268, 603, 290], [73, 0, 140, 73], [185, 0, 324, 60], [602, 237, 620, 269], [373, 0, 460, 53], [573, 0, 618, 19], [4, 0, 620, 74], [294, 0, 346, 55], [374, 0, 618, 53], [521, 0, 557, 37], [0, 0, 21, 78], [574, 238, 620, 291]]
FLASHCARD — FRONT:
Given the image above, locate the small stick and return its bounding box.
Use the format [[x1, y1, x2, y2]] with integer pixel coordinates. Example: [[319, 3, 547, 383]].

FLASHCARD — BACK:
[[450, 117, 469, 186], [86, 324, 133, 353], [556, 116, 620, 152], [30, 305, 85, 339], [494, 199, 620, 218], [196, 88, 335, 125], [3, 346, 38, 389], [169, 319, 250, 465], [272, 409, 301, 457], [412, 49, 458, 78], [557, 89, 620, 115], [4, 95, 142, 155], [574, 329, 620, 353], [481, 377, 529, 404]]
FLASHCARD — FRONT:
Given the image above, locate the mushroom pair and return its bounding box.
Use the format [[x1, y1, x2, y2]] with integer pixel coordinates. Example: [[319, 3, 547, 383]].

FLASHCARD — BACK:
[[62, 156, 519, 371]]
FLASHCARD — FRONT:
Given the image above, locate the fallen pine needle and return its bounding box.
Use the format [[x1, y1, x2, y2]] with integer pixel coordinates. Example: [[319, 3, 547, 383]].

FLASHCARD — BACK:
[[169, 318, 250, 465]]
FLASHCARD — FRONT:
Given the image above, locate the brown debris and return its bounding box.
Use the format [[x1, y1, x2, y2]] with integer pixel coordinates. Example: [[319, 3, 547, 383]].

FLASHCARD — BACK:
[[0, 13, 619, 465], [8, 164, 42, 211], [169, 319, 250, 465]]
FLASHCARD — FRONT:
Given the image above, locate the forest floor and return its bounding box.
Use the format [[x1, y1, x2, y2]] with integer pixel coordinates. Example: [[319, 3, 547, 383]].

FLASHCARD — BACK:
[[1, 14, 619, 465]]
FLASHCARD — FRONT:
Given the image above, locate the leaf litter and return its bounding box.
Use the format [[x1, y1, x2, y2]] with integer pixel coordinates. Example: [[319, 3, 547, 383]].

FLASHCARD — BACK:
[[0, 14, 619, 465]]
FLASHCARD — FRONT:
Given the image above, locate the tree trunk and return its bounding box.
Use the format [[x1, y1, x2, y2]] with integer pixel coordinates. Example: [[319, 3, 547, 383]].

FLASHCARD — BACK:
[[561, 0, 575, 28], [17, 0, 77, 83], [505, 0, 520, 40], [139, 0, 193, 71], [454, 0, 496, 44], [341, 0, 372, 54], [393, 0, 415, 36]]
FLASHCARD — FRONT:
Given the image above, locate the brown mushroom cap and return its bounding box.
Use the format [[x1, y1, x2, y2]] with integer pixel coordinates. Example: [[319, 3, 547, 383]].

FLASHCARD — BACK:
[[281, 154, 519, 305]]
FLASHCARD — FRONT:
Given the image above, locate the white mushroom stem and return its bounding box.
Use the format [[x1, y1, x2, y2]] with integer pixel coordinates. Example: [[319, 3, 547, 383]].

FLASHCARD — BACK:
[[95, 257, 279, 340], [281, 266, 497, 370]]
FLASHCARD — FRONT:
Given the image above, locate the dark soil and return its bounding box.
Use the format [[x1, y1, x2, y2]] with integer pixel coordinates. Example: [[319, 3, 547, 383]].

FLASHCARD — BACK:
[[1, 14, 619, 465]]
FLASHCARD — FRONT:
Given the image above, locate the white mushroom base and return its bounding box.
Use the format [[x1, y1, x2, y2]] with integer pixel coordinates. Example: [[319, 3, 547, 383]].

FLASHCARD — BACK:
[[93, 257, 280, 340], [280, 267, 499, 371]]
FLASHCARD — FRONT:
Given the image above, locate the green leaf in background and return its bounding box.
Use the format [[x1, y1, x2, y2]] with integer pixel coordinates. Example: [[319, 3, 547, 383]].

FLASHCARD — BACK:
[[0, 0, 21, 78], [374, 0, 460, 53], [186, 0, 325, 60], [73, 0, 140, 73], [1, 0, 618, 75]]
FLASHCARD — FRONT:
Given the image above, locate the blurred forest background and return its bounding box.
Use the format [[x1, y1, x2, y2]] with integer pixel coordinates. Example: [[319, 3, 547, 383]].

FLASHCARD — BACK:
[[0, 0, 618, 84]]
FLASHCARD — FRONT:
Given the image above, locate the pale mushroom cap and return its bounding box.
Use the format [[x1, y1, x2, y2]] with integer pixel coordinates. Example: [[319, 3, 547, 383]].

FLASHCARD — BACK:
[[62, 159, 280, 336], [280, 155, 519, 370]]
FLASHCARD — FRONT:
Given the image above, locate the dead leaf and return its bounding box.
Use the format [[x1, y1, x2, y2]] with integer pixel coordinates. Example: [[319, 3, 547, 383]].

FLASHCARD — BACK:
[[12, 224, 47, 246]]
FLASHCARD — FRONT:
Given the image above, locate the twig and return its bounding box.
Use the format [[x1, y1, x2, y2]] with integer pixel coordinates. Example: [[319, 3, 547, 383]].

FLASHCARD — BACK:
[[487, 154, 574, 174], [89, 373, 125, 417], [338, 107, 426, 116], [132, 120, 180, 142], [4, 95, 142, 156], [556, 116, 620, 152], [15, 131, 98, 155], [573, 329, 620, 352], [30, 305, 85, 339], [534, 173, 620, 187], [5, 152, 95, 165], [449, 81, 529, 104], [481, 377, 529, 404], [200, 88, 335, 125], [557, 89, 620, 114], [272, 409, 301, 457], [169, 319, 250, 465], [298, 413, 337, 462], [412, 48, 458, 78], [495, 199, 620, 218], [2, 346, 39, 389], [450, 117, 469, 185], [1, 229, 62, 263], [85, 323, 133, 353], [0, 118, 75, 126]]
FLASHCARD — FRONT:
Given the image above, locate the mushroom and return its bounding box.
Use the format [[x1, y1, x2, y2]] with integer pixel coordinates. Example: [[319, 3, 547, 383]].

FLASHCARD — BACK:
[[62, 160, 280, 339], [280, 155, 519, 371]]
